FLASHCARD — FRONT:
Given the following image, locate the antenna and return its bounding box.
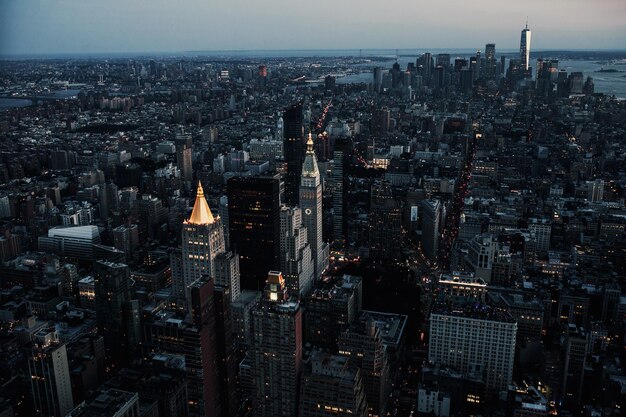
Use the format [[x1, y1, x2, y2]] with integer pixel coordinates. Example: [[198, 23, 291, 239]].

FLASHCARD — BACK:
[[525, 16, 528, 29]]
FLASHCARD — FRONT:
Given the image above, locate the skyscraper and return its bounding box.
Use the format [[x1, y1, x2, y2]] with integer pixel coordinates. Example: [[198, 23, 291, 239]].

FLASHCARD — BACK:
[[338, 317, 391, 417], [300, 133, 328, 280], [279, 206, 314, 297], [176, 133, 193, 189], [143, 280, 219, 417], [428, 302, 517, 392], [28, 330, 74, 417], [520, 22, 531, 72], [178, 182, 226, 302], [283, 103, 304, 206], [485, 43, 497, 79], [422, 199, 441, 261], [249, 271, 303, 417], [369, 180, 402, 260], [300, 350, 368, 417], [94, 260, 138, 368], [332, 137, 351, 252], [227, 175, 281, 290]]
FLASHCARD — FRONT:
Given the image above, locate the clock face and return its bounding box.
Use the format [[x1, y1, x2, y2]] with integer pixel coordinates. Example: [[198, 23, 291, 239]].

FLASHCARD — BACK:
[[305, 208, 312, 215]]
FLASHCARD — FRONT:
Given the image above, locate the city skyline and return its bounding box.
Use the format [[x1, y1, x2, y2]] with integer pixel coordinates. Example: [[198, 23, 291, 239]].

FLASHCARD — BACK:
[[1, 0, 625, 56]]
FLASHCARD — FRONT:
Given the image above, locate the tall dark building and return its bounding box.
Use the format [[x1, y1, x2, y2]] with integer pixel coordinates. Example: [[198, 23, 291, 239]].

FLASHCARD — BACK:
[[485, 43, 497, 79], [331, 137, 351, 252], [249, 272, 303, 417], [94, 260, 138, 368], [143, 280, 219, 417], [300, 350, 368, 417], [283, 103, 304, 206], [214, 285, 238, 417], [227, 175, 281, 289], [369, 181, 402, 260], [338, 317, 391, 417]]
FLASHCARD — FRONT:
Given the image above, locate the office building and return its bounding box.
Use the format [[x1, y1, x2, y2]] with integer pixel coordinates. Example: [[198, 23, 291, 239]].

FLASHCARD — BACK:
[[94, 260, 139, 368], [214, 285, 238, 417], [176, 134, 193, 187], [422, 199, 441, 261], [561, 325, 589, 407], [28, 330, 74, 417], [520, 22, 531, 71], [484, 43, 497, 79], [300, 133, 328, 280], [332, 137, 351, 251], [428, 302, 517, 392], [300, 350, 368, 417], [38, 225, 101, 260], [283, 103, 304, 206], [215, 251, 241, 302], [280, 206, 314, 297], [67, 389, 139, 417], [227, 176, 281, 290], [175, 182, 230, 304], [305, 276, 361, 348], [369, 181, 402, 260], [249, 272, 303, 417], [338, 317, 391, 417], [143, 280, 219, 417]]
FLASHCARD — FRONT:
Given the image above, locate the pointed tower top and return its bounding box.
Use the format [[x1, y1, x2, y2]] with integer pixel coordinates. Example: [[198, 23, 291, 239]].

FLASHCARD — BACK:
[[187, 181, 215, 225], [306, 132, 314, 153], [301, 132, 320, 181], [525, 17, 528, 29]]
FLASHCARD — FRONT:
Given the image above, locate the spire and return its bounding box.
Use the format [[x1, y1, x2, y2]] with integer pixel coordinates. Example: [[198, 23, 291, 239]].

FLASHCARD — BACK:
[[525, 16, 528, 29], [301, 132, 320, 180], [306, 132, 314, 153], [187, 181, 215, 225]]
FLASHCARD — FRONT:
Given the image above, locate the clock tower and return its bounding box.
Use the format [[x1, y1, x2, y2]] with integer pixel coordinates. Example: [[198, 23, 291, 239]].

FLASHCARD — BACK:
[[300, 133, 328, 280]]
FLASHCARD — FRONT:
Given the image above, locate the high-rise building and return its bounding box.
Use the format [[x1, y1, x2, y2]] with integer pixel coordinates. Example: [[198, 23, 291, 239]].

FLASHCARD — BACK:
[[369, 181, 402, 260], [227, 176, 281, 290], [338, 317, 391, 417], [279, 206, 314, 297], [422, 199, 441, 261], [177, 182, 226, 302], [214, 285, 238, 417], [283, 103, 304, 206], [94, 260, 139, 368], [249, 272, 303, 417], [419, 53, 433, 85], [176, 134, 193, 188], [428, 302, 517, 392], [520, 22, 532, 72], [332, 138, 351, 251], [215, 251, 241, 302], [484, 43, 497, 79], [371, 107, 391, 135], [28, 330, 74, 417], [304, 275, 361, 348], [300, 350, 368, 417], [300, 133, 328, 280], [373, 67, 383, 92], [561, 326, 589, 407], [143, 280, 219, 417]]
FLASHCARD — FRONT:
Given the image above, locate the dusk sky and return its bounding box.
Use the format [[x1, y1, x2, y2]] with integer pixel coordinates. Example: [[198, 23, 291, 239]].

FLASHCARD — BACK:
[[1, 0, 625, 55]]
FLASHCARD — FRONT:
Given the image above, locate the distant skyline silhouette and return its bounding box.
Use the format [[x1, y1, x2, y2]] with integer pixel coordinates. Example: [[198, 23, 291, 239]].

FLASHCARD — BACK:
[[1, 0, 625, 55]]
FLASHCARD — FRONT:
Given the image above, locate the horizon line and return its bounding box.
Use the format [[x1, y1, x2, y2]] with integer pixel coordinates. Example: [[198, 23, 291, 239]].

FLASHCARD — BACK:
[[2, 47, 626, 60]]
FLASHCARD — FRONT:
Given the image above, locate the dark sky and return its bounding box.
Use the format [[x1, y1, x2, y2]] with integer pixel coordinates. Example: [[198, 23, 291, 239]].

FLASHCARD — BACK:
[[1, 0, 625, 55]]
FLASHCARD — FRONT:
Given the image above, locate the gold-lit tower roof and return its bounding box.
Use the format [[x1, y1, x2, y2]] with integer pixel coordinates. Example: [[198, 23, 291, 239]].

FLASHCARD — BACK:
[[187, 181, 215, 225], [301, 132, 319, 178]]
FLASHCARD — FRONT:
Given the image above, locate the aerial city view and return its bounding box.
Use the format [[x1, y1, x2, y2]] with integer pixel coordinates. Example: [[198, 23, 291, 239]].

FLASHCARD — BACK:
[[0, 1, 625, 416]]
